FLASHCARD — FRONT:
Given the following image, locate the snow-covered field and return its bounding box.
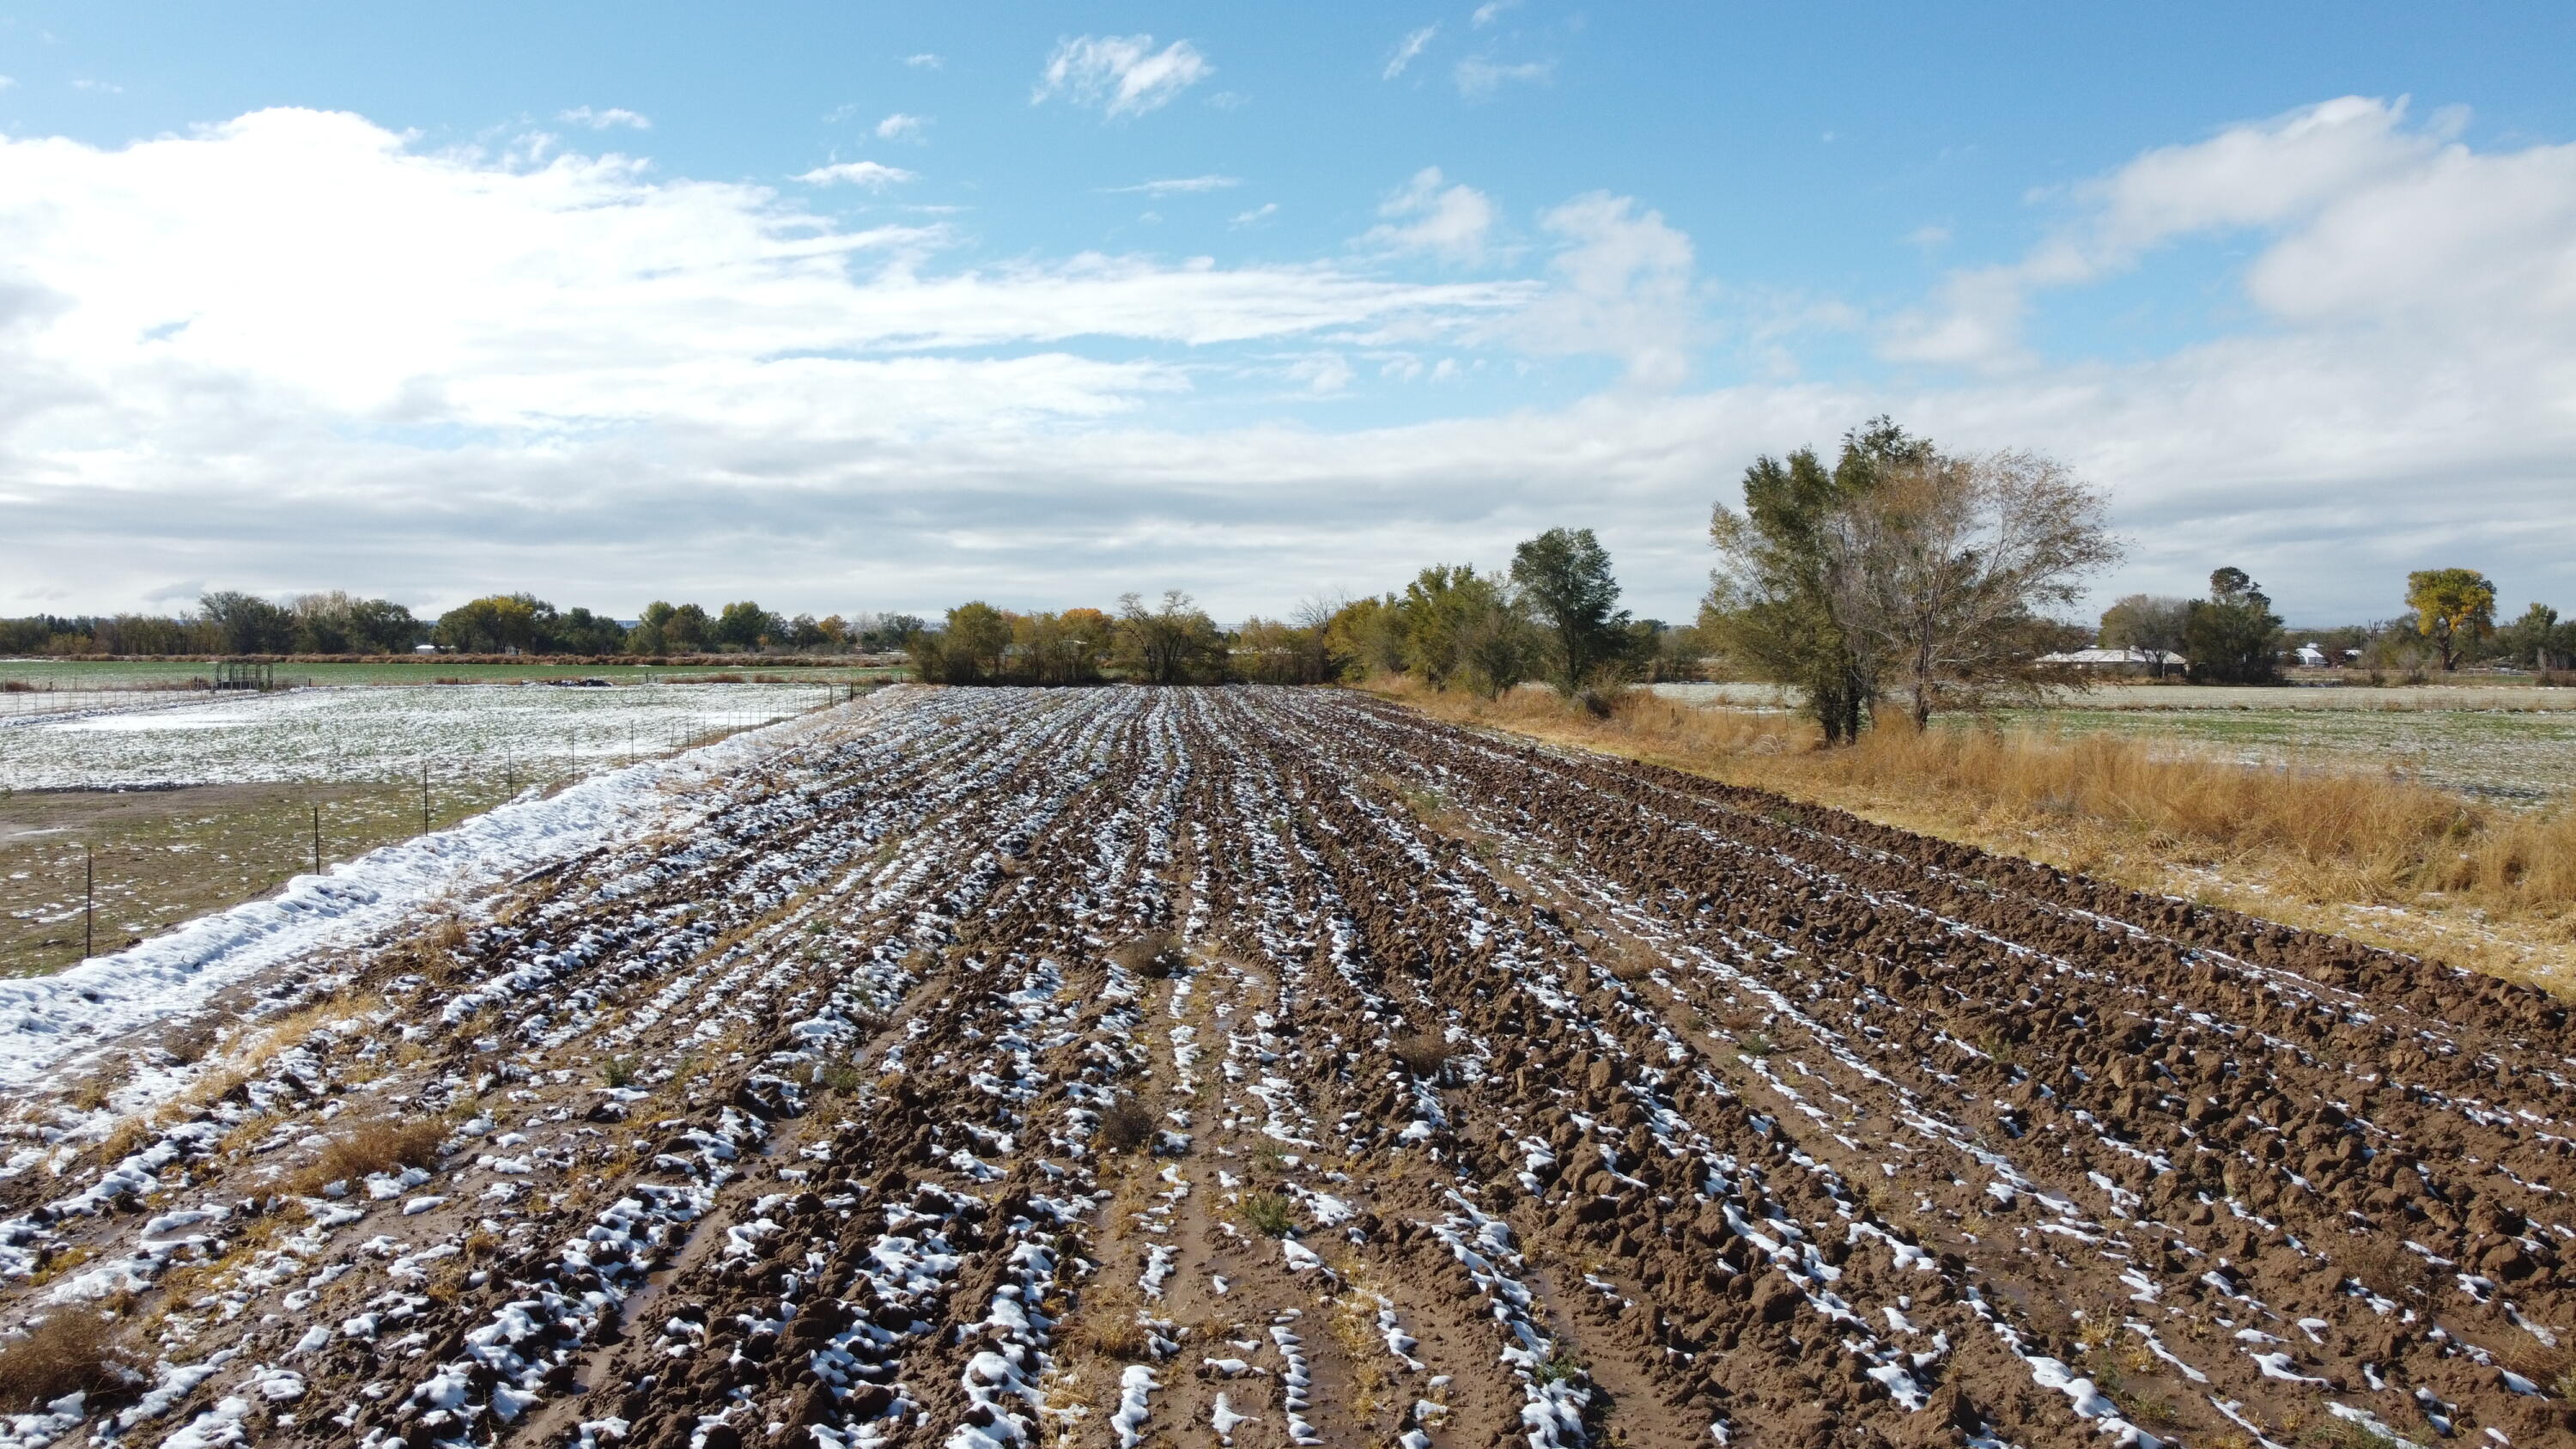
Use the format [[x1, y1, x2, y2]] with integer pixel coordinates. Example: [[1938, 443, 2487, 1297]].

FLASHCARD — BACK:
[[3, 685, 2564, 1449], [0, 682, 835, 790]]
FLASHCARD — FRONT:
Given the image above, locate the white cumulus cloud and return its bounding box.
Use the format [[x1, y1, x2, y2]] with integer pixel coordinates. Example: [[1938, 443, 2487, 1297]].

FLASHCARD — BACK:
[[1516, 192, 1698, 387], [874, 113, 927, 142], [1032, 34, 1212, 119], [1362, 167, 1498, 263]]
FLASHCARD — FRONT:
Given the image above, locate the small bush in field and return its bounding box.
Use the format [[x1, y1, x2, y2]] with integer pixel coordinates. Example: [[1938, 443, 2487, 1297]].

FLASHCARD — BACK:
[[1097, 1098, 1156, 1153], [0, 1312, 143, 1409], [293, 1115, 447, 1193], [1391, 1032, 1450, 1080], [1111, 930, 1182, 979]]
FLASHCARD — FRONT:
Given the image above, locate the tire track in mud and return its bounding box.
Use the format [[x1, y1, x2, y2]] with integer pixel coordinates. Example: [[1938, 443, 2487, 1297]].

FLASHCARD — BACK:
[[2, 686, 2568, 1449]]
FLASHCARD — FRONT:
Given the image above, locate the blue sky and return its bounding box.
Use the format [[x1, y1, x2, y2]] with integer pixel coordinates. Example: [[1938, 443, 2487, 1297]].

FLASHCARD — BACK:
[[3, 3, 2573, 625]]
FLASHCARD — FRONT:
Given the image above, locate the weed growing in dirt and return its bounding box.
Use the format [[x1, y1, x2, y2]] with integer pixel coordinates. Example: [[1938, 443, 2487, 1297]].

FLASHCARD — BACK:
[[1532, 1353, 1589, 1385], [1391, 1031, 1450, 1080], [1060, 1281, 1151, 1361], [1097, 1098, 1156, 1153], [604, 1056, 636, 1088], [1111, 930, 1182, 979], [0, 1312, 144, 1409], [1241, 1190, 1297, 1237], [1735, 1030, 1774, 1056], [294, 1115, 446, 1194]]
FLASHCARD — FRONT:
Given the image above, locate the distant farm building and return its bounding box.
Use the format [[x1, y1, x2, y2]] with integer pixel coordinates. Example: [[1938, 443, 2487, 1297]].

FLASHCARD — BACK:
[[2038, 647, 2185, 674]]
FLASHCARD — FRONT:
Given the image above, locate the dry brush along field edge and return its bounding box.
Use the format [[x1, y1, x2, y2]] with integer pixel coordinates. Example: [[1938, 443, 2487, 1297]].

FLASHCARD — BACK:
[[1396, 685, 2576, 996], [0, 685, 2567, 1449]]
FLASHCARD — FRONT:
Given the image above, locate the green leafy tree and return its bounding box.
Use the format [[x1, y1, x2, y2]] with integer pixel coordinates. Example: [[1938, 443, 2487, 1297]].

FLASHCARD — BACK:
[[2097, 594, 2190, 677], [2494, 603, 2573, 672], [1321, 595, 1407, 681], [199, 591, 298, 654], [2182, 568, 2284, 685], [2404, 568, 2497, 672], [664, 603, 711, 653], [627, 600, 675, 655], [1706, 421, 1929, 743], [1510, 527, 1633, 697], [432, 594, 554, 654], [1113, 591, 1227, 685], [555, 606, 628, 655], [711, 600, 780, 653], [1399, 566, 1504, 686]]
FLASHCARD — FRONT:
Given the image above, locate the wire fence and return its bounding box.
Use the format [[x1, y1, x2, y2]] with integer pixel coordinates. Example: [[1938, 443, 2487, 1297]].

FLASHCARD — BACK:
[[1, 681, 876, 973]]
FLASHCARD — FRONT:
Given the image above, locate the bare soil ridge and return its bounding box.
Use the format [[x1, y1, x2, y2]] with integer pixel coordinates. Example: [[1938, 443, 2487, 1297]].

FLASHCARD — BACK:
[[2, 686, 2567, 1449]]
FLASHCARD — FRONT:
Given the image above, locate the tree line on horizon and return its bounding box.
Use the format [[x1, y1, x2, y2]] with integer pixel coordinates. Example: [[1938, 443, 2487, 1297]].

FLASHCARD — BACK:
[[902, 527, 1694, 696], [2098, 566, 2576, 684], [0, 591, 929, 660]]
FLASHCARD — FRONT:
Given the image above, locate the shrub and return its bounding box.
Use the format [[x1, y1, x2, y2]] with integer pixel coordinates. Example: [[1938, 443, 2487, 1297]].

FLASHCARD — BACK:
[[1390, 1032, 1450, 1081], [1097, 1099, 1157, 1154], [1111, 930, 1182, 979], [0, 1312, 143, 1409], [294, 1115, 447, 1193]]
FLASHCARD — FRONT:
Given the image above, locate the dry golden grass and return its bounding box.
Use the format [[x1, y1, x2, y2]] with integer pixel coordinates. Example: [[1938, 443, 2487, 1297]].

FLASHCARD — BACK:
[[290, 1114, 447, 1194], [0, 1312, 143, 1409], [1372, 679, 2576, 992]]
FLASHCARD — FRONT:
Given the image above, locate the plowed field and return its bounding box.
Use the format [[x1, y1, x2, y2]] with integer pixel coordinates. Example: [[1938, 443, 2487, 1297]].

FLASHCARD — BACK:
[[5, 687, 2570, 1449]]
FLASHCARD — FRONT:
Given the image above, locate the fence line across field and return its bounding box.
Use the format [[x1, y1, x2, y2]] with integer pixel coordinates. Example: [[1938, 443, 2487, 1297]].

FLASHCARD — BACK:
[[8, 683, 856, 971]]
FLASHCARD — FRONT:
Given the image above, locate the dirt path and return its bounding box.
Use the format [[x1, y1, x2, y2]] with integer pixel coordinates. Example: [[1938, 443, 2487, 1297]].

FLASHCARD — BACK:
[[2, 686, 2567, 1449]]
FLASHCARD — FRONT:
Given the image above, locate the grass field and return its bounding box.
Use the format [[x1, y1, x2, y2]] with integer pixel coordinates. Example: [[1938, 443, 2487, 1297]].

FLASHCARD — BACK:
[[1651, 679, 2576, 803], [1, 778, 520, 974], [0, 680, 848, 974], [1989, 703, 2576, 803], [0, 681, 834, 790]]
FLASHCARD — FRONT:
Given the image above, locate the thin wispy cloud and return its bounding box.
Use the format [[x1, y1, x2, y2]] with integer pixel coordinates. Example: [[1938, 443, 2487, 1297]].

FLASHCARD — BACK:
[[558, 107, 652, 131], [1231, 202, 1279, 228], [904, 53, 942, 70], [1455, 56, 1552, 97], [794, 160, 919, 188], [1471, 1, 1520, 27], [875, 113, 927, 141], [1032, 34, 1212, 118], [1103, 175, 1241, 197], [1383, 26, 1438, 80]]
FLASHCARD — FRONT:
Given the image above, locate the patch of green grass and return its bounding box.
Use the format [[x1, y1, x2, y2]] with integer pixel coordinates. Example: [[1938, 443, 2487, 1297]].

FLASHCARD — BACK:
[[1241, 1191, 1297, 1237]]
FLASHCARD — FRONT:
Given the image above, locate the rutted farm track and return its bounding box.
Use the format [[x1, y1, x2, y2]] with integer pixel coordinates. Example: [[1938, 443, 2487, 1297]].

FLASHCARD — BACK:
[[4, 685, 2572, 1449]]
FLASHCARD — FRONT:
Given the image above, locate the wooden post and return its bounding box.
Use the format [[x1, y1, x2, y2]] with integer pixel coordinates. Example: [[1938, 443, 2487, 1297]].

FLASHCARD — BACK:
[[312, 803, 321, 875], [83, 846, 94, 962], [421, 759, 430, 831]]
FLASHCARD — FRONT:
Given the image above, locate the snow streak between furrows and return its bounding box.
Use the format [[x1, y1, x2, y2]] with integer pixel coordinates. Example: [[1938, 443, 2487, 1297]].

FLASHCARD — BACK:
[[0, 686, 2569, 1449]]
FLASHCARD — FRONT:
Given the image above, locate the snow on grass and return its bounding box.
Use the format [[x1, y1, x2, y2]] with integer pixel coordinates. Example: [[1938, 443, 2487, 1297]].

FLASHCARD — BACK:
[[0, 683, 835, 791], [0, 703, 851, 1090]]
